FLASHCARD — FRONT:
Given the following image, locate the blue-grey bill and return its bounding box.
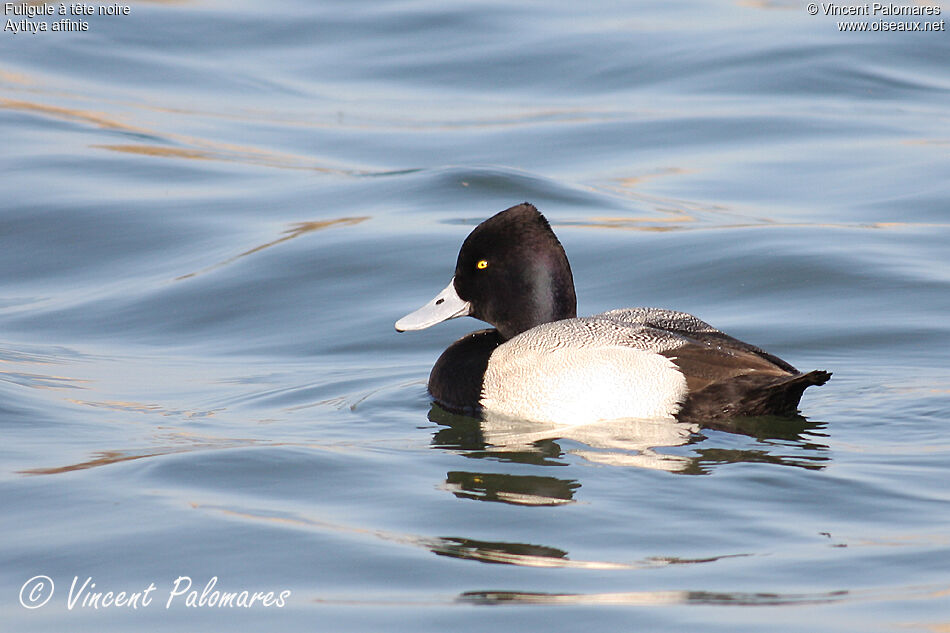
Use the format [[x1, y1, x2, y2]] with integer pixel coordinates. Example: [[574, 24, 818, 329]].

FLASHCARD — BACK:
[[395, 278, 472, 331]]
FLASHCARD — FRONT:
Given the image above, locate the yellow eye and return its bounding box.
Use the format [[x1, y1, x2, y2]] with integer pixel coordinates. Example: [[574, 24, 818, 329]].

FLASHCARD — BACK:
[[476, 259, 489, 270]]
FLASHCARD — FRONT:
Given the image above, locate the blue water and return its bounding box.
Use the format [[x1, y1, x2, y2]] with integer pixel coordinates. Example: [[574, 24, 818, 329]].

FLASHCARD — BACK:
[[2, 1, 949, 631]]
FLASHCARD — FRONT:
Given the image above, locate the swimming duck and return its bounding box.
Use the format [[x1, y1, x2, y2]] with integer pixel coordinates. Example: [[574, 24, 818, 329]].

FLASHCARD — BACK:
[[396, 203, 830, 425]]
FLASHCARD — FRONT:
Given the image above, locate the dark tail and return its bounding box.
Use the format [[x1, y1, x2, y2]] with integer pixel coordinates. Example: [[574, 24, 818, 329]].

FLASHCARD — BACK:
[[678, 370, 831, 423], [756, 370, 831, 415]]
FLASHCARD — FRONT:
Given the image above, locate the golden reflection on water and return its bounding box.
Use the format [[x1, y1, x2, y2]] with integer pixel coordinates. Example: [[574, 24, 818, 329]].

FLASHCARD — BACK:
[[0, 97, 146, 133], [18, 433, 268, 476], [0, 369, 89, 390], [66, 398, 222, 418], [93, 142, 359, 174], [904, 138, 950, 146], [572, 210, 950, 234], [20, 449, 183, 475], [589, 169, 950, 233], [0, 72, 626, 179], [847, 533, 950, 549], [613, 168, 693, 188], [175, 217, 370, 281], [0, 69, 33, 85], [96, 144, 214, 161], [5, 75, 945, 236], [0, 95, 365, 175]]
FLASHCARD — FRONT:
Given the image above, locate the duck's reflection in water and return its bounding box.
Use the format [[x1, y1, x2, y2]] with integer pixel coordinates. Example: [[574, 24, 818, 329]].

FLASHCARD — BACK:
[[444, 471, 580, 506], [429, 403, 830, 502], [427, 405, 830, 568], [479, 410, 699, 471], [426, 534, 753, 570], [431, 537, 571, 566], [428, 535, 744, 570], [458, 587, 852, 606]]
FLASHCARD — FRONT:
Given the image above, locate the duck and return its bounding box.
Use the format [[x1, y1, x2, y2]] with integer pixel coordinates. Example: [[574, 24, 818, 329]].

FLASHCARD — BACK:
[[395, 203, 830, 425]]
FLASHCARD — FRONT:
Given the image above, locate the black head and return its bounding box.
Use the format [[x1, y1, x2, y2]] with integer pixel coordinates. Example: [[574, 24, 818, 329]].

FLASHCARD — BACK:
[[452, 203, 576, 340]]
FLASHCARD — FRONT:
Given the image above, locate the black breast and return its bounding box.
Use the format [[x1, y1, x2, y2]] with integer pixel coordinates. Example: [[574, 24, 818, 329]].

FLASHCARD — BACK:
[[427, 329, 503, 414]]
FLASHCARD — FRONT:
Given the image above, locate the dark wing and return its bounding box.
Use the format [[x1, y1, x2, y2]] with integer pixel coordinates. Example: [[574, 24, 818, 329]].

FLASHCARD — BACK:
[[659, 337, 795, 394], [602, 307, 801, 382]]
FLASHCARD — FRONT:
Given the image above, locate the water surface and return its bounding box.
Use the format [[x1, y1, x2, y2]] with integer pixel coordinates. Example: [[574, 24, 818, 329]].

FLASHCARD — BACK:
[[2, 1, 949, 631]]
